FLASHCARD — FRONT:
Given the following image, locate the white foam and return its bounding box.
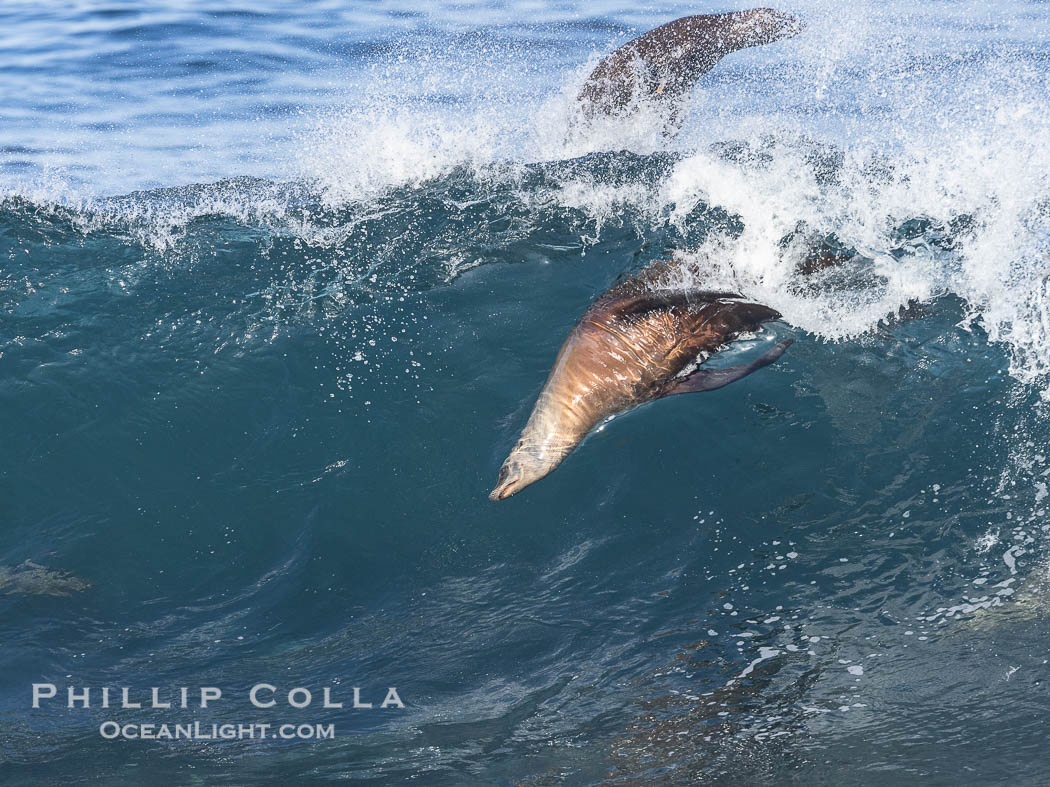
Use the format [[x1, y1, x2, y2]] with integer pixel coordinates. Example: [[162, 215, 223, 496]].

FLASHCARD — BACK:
[[7, 1, 1050, 390], [290, 1, 1050, 388]]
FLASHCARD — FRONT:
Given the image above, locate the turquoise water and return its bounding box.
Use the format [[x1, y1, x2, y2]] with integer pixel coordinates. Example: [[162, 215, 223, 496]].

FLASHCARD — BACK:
[[4, 2, 1050, 784]]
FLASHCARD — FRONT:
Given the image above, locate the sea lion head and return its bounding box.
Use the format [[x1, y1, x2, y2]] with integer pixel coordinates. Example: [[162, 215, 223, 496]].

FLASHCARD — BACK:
[[724, 8, 805, 48], [488, 435, 571, 501]]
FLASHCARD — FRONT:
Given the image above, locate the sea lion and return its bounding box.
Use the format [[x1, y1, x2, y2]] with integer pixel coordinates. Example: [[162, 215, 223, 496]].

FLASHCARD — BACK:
[[579, 8, 804, 124], [490, 272, 792, 500], [0, 560, 91, 597]]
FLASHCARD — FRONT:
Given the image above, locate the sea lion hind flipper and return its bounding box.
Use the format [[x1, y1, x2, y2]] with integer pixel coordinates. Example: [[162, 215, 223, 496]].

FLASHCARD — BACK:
[[662, 339, 793, 395]]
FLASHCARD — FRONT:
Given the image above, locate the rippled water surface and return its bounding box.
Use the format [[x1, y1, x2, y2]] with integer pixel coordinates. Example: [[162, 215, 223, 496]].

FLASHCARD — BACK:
[[3, 1, 1050, 784]]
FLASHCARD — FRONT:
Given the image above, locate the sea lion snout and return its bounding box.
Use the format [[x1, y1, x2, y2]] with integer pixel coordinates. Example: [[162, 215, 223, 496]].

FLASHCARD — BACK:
[[489, 463, 517, 501]]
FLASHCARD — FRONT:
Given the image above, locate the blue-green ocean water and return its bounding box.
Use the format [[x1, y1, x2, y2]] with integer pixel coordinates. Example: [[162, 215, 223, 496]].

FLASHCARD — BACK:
[[4, 1, 1050, 784]]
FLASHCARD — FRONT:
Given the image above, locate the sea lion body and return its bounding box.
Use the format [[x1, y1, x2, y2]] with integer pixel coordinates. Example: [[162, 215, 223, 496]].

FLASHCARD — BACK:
[[490, 275, 789, 500], [579, 8, 803, 122]]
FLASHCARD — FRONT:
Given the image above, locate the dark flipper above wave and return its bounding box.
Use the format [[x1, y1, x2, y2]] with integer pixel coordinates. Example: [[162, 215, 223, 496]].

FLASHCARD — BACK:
[[578, 8, 804, 127]]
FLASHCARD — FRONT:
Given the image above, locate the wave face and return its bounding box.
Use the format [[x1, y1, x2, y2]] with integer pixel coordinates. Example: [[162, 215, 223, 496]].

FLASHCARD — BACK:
[[4, 1, 1050, 783]]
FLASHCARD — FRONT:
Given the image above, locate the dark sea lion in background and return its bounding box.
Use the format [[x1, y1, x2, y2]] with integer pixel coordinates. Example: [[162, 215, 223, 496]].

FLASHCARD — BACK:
[[579, 8, 804, 124], [0, 561, 90, 596], [490, 269, 791, 500]]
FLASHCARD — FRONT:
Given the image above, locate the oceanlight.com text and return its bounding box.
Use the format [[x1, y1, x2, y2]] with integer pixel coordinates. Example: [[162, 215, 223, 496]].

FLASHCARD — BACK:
[[98, 721, 336, 740]]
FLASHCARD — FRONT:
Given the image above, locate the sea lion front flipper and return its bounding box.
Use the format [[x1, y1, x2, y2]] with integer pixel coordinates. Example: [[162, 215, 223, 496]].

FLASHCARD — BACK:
[[662, 339, 793, 395]]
